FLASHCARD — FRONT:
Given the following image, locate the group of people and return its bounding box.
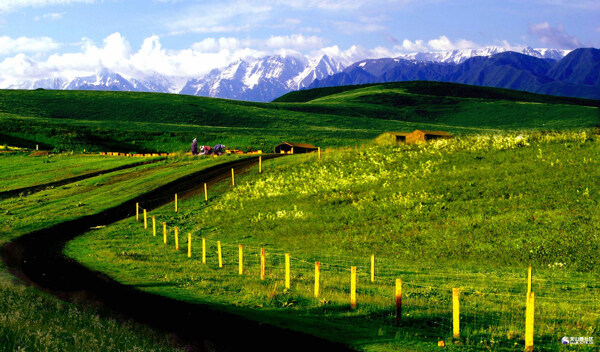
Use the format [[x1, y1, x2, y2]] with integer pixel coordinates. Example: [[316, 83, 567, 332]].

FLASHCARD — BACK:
[[191, 138, 225, 155]]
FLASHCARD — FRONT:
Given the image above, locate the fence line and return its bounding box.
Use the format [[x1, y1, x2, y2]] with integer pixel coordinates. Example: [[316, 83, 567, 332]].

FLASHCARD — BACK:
[[132, 177, 597, 351]]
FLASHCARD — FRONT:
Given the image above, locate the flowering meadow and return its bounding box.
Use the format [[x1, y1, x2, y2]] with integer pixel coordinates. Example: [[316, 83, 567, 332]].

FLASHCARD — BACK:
[[68, 130, 600, 351]]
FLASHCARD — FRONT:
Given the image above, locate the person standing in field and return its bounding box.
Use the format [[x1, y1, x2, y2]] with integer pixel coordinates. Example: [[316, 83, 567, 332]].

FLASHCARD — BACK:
[[191, 138, 198, 155]]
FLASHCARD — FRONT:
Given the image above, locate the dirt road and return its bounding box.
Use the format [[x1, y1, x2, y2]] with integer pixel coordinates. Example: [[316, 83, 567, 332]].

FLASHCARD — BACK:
[[2, 155, 355, 352]]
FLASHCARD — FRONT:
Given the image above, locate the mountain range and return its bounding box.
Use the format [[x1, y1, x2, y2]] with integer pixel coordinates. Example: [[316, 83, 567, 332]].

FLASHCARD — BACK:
[[8, 47, 599, 101], [310, 48, 600, 100]]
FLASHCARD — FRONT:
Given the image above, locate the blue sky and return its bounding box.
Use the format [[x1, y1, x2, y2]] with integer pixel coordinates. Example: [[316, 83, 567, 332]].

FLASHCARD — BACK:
[[0, 0, 598, 84]]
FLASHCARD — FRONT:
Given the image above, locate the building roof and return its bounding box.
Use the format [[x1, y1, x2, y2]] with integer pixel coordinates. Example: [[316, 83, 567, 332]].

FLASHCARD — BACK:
[[380, 131, 410, 136], [412, 130, 453, 136]]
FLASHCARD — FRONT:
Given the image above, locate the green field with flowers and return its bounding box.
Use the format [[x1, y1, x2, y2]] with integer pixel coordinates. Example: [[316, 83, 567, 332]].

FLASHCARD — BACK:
[[66, 130, 600, 352], [1, 81, 598, 351]]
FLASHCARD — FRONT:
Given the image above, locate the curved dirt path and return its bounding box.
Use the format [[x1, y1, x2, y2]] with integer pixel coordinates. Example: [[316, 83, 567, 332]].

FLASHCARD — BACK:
[[2, 155, 355, 352]]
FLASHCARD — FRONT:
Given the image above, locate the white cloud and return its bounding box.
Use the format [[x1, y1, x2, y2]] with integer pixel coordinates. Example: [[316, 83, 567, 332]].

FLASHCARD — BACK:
[[165, 2, 272, 35], [528, 22, 583, 49], [34, 12, 63, 20], [402, 39, 427, 52], [313, 44, 402, 65], [277, 0, 418, 10], [0, 35, 60, 55], [0, 0, 95, 13], [427, 35, 479, 51], [265, 34, 324, 50]]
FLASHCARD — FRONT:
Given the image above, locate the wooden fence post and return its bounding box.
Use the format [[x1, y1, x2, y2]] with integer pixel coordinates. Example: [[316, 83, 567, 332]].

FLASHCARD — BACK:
[[174, 227, 179, 250], [370, 254, 375, 283], [453, 288, 460, 339], [395, 278, 402, 324], [152, 216, 156, 236], [525, 292, 535, 351], [238, 245, 243, 275], [314, 261, 320, 298], [285, 253, 291, 289], [217, 241, 223, 268], [350, 266, 357, 309], [527, 265, 532, 295], [260, 248, 265, 280]]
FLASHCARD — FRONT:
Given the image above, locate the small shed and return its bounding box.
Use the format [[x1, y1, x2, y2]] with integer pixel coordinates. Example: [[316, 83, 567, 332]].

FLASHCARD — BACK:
[[274, 142, 318, 154], [406, 130, 453, 144], [375, 132, 410, 146]]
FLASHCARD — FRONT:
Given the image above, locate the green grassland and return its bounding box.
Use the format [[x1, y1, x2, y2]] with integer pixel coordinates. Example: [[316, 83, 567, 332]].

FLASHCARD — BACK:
[[1, 82, 599, 351], [66, 131, 600, 352], [1, 81, 598, 153], [0, 155, 246, 351], [0, 152, 160, 192]]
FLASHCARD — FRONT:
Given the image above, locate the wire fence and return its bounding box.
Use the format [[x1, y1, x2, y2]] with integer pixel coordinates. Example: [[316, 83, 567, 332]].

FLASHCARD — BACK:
[[126, 200, 600, 349]]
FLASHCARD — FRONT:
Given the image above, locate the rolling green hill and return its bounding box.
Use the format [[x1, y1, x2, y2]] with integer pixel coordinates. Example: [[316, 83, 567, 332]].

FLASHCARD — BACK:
[[0, 82, 597, 153]]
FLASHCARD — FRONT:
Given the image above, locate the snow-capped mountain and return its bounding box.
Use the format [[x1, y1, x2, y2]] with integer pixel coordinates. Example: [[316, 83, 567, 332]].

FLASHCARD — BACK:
[[64, 68, 141, 91], [180, 54, 344, 101], [9, 69, 182, 94], [309, 48, 600, 100], [9, 77, 66, 90], [6, 47, 581, 101], [288, 55, 345, 90], [397, 47, 571, 64]]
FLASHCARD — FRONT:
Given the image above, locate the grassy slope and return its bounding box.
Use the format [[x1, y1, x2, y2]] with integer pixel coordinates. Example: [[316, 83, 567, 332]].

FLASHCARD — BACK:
[[66, 132, 600, 352], [0, 155, 244, 351], [0, 153, 159, 192], [0, 83, 598, 351], [0, 82, 597, 153]]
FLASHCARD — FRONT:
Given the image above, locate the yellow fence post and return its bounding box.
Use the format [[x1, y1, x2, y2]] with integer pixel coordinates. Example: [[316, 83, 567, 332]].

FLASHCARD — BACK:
[[370, 254, 375, 283], [143, 209, 147, 229], [285, 253, 291, 289], [259, 156, 262, 173], [260, 248, 265, 280], [162, 222, 167, 244], [136, 203, 139, 221], [314, 261, 320, 298], [527, 265, 532, 295], [202, 238, 206, 264], [217, 241, 223, 268], [350, 266, 357, 309], [291, 147, 294, 154], [152, 216, 156, 236], [174, 226, 179, 250], [238, 245, 243, 275], [395, 279, 402, 324], [231, 168, 235, 187], [174, 194, 178, 213], [188, 233, 192, 258], [318, 147, 321, 160], [524, 292, 535, 351], [204, 183, 208, 202], [453, 288, 460, 339]]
